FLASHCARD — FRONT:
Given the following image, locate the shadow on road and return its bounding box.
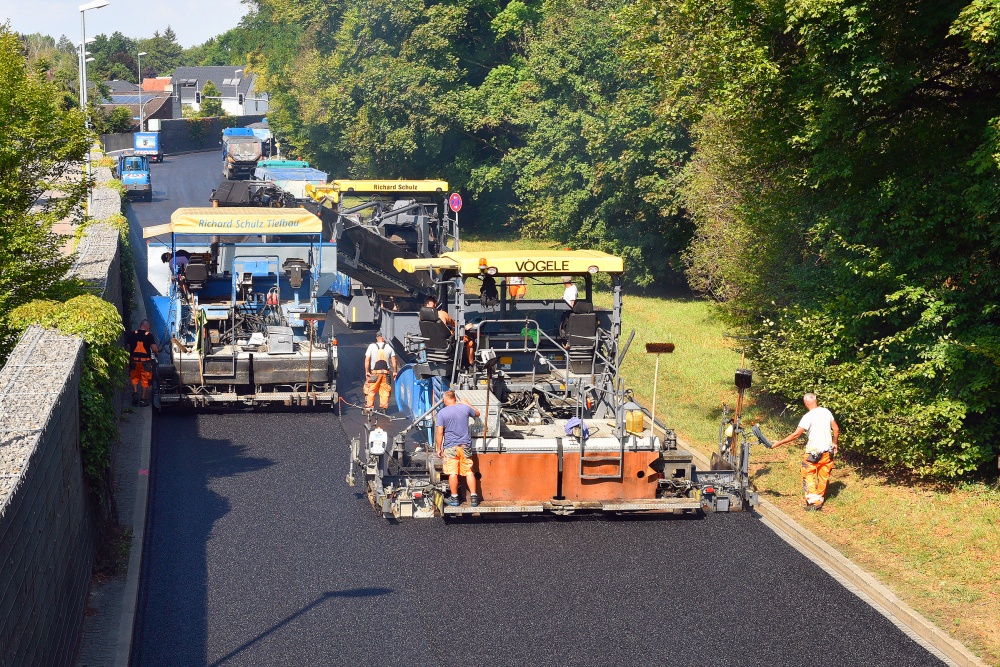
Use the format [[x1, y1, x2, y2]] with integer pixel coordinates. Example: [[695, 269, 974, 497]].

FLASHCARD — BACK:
[[208, 588, 393, 667]]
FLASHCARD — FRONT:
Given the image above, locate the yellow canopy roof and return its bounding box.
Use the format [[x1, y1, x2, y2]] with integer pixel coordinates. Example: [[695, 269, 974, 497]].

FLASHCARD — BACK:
[[393, 250, 623, 276], [143, 207, 323, 238], [306, 180, 449, 201]]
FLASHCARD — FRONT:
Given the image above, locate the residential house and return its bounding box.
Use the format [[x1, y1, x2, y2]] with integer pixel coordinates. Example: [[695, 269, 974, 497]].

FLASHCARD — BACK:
[[170, 66, 269, 116], [100, 79, 174, 130]]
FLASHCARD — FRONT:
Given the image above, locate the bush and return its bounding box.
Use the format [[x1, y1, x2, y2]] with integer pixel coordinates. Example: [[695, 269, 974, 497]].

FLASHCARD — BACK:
[[103, 179, 126, 199], [9, 295, 127, 489]]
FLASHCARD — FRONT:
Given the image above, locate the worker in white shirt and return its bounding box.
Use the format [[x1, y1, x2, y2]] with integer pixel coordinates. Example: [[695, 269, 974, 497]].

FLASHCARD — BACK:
[[772, 393, 840, 510]]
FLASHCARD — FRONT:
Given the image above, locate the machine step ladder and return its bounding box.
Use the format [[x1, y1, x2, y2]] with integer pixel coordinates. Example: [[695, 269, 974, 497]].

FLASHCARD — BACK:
[[578, 436, 624, 481]]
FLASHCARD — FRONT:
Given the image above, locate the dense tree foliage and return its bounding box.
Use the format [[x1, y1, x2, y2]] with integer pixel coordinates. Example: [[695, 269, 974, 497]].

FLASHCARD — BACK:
[[245, 0, 691, 284], [0, 27, 90, 362], [629, 0, 1000, 476]]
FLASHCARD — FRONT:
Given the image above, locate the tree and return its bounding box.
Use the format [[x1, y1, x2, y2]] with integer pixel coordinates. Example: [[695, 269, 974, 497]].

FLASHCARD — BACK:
[[136, 27, 183, 76], [0, 27, 90, 362], [633, 0, 1000, 477], [107, 105, 134, 132], [199, 80, 225, 117]]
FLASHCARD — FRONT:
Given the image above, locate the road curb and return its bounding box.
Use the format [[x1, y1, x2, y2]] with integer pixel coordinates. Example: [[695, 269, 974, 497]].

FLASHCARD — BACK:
[[682, 442, 986, 667], [113, 272, 152, 667]]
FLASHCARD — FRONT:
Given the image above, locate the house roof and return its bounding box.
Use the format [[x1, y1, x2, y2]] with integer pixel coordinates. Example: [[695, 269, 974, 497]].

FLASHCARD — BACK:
[[142, 77, 172, 92], [100, 95, 171, 124], [171, 66, 257, 98], [105, 80, 140, 93]]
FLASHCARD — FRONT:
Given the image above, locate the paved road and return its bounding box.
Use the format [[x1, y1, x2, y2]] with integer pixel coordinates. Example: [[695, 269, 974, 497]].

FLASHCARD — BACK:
[[130, 153, 943, 666]]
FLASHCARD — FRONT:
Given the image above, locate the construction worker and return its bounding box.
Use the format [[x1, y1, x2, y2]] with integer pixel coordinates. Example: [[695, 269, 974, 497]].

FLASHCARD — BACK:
[[424, 295, 455, 328], [161, 250, 191, 297], [507, 275, 527, 299], [126, 319, 159, 407], [435, 390, 481, 507], [363, 331, 398, 411], [562, 276, 578, 308], [771, 393, 840, 510]]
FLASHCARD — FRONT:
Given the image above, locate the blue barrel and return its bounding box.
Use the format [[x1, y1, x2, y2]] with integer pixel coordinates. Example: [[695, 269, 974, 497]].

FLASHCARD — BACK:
[[394, 364, 449, 417]]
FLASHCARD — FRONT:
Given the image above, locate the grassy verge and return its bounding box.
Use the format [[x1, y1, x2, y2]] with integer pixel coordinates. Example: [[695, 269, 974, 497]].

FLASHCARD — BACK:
[[461, 235, 1000, 664]]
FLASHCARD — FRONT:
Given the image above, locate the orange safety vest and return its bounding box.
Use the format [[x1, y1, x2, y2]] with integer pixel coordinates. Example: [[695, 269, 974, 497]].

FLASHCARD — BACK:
[[130, 331, 153, 363], [371, 342, 391, 372]]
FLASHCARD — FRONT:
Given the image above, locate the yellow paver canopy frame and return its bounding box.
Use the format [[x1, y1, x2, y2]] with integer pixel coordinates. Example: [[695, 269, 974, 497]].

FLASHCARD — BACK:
[[393, 250, 624, 276], [306, 180, 449, 203], [143, 207, 323, 238]]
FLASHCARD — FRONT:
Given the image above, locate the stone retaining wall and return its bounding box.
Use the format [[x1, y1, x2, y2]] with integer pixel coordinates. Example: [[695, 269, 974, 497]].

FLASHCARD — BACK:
[[0, 327, 92, 667]]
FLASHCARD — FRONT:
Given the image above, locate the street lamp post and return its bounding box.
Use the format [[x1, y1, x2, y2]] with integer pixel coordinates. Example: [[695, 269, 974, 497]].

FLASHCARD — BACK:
[[80, 0, 110, 214], [137, 51, 147, 131]]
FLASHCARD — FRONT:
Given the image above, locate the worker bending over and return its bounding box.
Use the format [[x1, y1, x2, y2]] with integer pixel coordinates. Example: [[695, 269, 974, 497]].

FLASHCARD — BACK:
[[435, 390, 481, 507], [772, 393, 840, 510], [363, 331, 398, 411], [126, 319, 159, 407]]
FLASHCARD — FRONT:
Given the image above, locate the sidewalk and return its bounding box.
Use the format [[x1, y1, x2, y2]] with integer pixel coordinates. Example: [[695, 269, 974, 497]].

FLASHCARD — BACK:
[[76, 284, 152, 667]]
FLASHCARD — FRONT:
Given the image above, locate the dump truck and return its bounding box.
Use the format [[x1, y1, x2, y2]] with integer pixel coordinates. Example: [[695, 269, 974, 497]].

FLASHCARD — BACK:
[[221, 127, 263, 180], [143, 207, 339, 409], [346, 249, 763, 519]]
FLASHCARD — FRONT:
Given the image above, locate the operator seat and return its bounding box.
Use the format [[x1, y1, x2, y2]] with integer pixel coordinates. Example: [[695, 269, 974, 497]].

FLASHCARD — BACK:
[[562, 300, 598, 371], [418, 307, 454, 364], [184, 262, 209, 291]]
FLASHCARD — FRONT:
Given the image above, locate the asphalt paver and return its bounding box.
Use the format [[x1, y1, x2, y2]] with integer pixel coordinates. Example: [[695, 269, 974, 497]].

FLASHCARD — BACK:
[[131, 152, 944, 666]]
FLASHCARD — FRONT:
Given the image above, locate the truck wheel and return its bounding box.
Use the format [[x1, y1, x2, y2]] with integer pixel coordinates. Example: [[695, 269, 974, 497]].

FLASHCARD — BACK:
[[146, 191, 153, 202]]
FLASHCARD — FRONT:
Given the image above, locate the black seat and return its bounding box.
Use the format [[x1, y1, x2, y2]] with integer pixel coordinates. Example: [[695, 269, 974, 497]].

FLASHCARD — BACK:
[[418, 307, 454, 363], [562, 300, 597, 346], [561, 301, 597, 372], [185, 262, 209, 291]]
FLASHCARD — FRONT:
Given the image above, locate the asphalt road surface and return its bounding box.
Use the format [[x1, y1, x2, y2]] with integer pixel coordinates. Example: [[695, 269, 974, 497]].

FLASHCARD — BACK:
[[129, 151, 943, 666]]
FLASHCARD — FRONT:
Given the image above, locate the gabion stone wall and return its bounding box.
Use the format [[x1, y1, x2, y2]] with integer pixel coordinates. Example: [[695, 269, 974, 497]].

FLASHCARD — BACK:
[[0, 326, 92, 667]]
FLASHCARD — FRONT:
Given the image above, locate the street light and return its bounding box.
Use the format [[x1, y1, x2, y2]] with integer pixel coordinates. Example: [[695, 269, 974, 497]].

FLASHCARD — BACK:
[[137, 51, 147, 131], [76, 38, 95, 111], [79, 0, 109, 215]]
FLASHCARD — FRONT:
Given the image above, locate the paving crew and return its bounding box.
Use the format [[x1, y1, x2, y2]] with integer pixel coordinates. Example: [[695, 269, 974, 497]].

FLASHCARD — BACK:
[[771, 393, 840, 510], [363, 331, 398, 411], [435, 390, 481, 507], [126, 319, 159, 407]]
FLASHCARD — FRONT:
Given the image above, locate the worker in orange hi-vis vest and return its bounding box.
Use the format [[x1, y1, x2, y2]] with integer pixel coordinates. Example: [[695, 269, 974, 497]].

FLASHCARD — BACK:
[[125, 319, 159, 407], [771, 393, 840, 511], [363, 331, 398, 411]]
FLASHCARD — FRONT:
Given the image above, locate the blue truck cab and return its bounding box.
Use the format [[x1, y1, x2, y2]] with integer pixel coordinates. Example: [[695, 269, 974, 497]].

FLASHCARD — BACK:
[[133, 131, 162, 162], [117, 153, 152, 202], [221, 127, 263, 180]]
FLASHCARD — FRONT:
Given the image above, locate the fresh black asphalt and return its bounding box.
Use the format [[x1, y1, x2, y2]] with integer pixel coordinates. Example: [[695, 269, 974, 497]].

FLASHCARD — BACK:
[[129, 151, 943, 666]]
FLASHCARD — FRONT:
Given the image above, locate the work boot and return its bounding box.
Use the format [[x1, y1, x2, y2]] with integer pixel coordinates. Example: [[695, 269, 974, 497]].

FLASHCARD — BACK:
[[470, 494, 480, 507], [132, 392, 139, 407], [140, 399, 150, 407]]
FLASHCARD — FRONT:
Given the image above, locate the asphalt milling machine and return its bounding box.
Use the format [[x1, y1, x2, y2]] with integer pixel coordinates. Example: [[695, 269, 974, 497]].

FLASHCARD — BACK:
[[143, 207, 339, 409], [346, 249, 770, 520]]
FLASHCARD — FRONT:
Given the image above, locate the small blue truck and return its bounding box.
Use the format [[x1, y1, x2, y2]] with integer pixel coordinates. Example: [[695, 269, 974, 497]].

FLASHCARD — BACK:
[[117, 153, 152, 202], [133, 131, 162, 163]]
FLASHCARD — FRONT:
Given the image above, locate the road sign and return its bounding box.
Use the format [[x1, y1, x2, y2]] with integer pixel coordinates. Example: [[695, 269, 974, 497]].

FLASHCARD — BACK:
[[449, 192, 463, 212]]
